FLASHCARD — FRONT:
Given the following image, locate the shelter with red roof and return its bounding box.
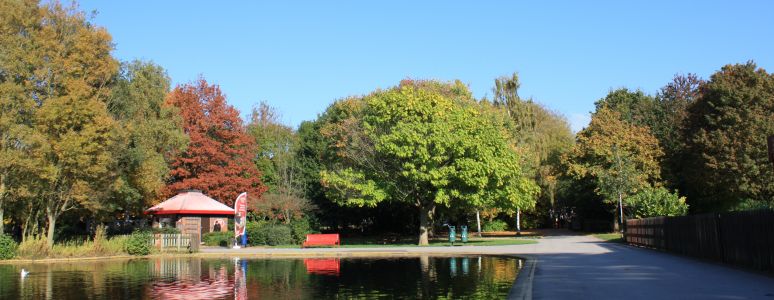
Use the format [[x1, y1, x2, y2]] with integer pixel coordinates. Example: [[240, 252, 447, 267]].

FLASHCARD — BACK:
[[145, 190, 233, 236]]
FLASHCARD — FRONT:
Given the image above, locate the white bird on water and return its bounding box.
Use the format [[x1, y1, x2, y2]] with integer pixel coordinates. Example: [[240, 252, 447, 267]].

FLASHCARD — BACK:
[[20, 269, 29, 278]]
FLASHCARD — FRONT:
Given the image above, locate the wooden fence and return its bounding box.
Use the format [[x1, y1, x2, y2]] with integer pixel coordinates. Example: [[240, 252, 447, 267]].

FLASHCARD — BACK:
[[153, 233, 200, 253], [625, 209, 774, 271]]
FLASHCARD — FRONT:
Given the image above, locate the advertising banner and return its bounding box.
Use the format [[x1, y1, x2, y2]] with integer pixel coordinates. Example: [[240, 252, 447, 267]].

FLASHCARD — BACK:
[[234, 192, 247, 239]]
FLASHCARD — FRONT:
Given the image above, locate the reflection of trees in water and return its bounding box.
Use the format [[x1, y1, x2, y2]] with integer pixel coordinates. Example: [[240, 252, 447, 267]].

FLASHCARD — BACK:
[[0, 256, 520, 299]]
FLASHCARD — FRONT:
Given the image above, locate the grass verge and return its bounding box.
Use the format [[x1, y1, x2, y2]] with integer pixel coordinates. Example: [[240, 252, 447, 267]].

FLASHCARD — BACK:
[[592, 233, 624, 243], [265, 237, 538, 249]]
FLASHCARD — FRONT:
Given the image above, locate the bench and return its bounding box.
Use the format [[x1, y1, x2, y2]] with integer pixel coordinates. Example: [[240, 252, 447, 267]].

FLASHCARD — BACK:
[[302, 233, 340, 248]]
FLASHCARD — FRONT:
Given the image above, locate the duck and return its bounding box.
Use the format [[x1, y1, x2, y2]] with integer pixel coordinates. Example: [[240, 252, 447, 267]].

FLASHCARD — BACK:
[[20, 269, 29, 278]]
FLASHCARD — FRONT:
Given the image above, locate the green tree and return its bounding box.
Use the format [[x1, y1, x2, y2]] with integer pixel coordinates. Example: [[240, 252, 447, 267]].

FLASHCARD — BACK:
[[321, 81, 538, 245], [682, 62, 774, 211], [563, 108, 663, 230], [246, 102, 314, 224], [107, 60, 188, 216], [653, 74, 703, 189], [594, 88, 658, 128], [491, 73, 574, 228]]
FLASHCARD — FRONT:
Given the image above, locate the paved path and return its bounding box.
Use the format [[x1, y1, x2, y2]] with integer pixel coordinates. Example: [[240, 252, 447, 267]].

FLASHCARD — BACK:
[[202, 230, 774, 299]]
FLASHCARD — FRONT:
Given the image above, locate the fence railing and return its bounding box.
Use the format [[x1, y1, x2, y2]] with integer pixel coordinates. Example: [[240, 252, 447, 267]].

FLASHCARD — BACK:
[[625, 209, 774, 272], [153, 233, 200, 253]]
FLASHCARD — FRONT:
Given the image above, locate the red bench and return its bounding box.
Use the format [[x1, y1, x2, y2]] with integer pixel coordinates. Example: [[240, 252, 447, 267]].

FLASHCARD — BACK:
[[302, 233, 340, 248]]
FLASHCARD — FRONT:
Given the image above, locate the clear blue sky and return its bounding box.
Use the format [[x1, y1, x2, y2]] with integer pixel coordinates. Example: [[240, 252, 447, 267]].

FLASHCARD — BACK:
[[78, 1, 774, 132]]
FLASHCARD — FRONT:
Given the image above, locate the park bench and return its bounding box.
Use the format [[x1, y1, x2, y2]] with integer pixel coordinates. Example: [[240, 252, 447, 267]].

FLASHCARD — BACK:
[[302, 233, 340, 248]]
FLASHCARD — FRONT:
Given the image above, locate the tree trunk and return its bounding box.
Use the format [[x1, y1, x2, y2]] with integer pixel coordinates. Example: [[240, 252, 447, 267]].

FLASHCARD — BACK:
[[418, 203, 435, 246], [0, 179, 5, 235], [516, 208, 521, 236], [476, 210, 482, 237], [613, 212, 620, 232], [46, 210, 57, 248]]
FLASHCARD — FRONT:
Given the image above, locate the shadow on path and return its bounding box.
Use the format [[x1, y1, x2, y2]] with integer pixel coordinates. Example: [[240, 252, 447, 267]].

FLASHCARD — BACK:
[[533, 234, 774, 299]]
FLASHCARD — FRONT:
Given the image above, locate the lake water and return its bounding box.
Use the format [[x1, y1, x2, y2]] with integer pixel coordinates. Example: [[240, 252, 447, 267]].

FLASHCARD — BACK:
[[0, 255, 522, 299]]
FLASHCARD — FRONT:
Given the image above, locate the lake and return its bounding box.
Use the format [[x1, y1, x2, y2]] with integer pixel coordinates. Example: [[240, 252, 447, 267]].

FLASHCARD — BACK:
[[0, 255, 522, 299]]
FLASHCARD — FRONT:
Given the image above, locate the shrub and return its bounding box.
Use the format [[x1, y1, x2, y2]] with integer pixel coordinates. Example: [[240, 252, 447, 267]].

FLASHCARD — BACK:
[[626, 186, 689, 218], [290, 218, 314, 244], [247, 222, 293, 246], [482, 219, 509, 232], [203, 231, 233, 247], [125, 230, 152, 256], [151, 227, 180, 234], [0, 234, 17, 260], [262, 225, 293, 246]]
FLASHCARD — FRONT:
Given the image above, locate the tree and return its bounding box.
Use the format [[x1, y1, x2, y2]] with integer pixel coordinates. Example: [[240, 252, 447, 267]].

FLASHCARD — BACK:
[[594, 88, 658, 128], [107, 61, 188, 216], [165, 78, 266, 206], [653, 74, 703, 189], [682, 62, 774, 211], [491, 73, 574, 228], [321, 81, 538, 245], [246, 102, 314, 224], [0, 1, 121, 246], [563, 108, 663, 230]]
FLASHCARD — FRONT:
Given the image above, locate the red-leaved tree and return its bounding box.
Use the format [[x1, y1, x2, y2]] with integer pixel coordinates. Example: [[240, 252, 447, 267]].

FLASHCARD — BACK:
[[164, 78, 266, 206]]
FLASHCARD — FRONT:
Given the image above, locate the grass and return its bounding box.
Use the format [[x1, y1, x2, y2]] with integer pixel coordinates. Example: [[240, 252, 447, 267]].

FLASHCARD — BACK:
[[592, 232, 624, 243], [263, 236, 538, 249]]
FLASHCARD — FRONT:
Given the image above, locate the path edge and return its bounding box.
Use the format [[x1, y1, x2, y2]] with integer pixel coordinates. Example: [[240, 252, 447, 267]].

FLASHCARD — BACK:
[[508, 255, 536, 300]]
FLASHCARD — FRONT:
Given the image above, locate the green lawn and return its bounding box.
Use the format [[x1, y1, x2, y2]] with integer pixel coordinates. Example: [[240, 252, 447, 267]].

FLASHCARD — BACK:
[[266, 237, 538, 248], [592, 233, 624, 243]]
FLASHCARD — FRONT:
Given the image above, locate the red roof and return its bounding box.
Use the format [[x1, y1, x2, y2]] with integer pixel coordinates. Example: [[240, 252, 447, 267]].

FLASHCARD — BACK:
[[145, 191, 235, 215]]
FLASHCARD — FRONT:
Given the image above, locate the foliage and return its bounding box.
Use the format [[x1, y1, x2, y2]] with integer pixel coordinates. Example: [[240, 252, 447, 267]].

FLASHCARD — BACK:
[[653, 74, 703, 188], [203, 231, 233, 247], [594, 88, 658, 128], [626, 186, 689, 218], [682, 62, 774, 212], [0, 0, 121, 247], [165, 78, 266, 206], [321, 80, 538, 245], [289, 217, 315, 243], [482, 220, 509, 232], [246, 221, 294, 246], [150, 227, 180, 234], [0, 234, 16, 259], [490, 73, 574, 225], [125, 230, 152, 256], [108, 60, 188, 214], [563, 108, 663, 229]]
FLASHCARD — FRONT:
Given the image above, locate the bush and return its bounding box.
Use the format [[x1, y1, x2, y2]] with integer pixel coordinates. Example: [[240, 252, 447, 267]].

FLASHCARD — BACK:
[[125, 230, 152, 256], [482, 219, 509, 232], [0, 234, 17, 260], [247, 221, 294, 246], [151, 227, 180, 234], [626, 186, 689, 218], [203, 231, 233, 247], [290, 218, 314, 244]]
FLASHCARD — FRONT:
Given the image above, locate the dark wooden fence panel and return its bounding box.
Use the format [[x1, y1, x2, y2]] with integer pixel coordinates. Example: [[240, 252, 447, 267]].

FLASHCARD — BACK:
[[625, 209, 774, 272]]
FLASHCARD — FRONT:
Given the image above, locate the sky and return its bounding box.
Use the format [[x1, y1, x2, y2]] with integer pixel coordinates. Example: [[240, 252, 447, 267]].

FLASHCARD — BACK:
[[77, 1, 774, 132]]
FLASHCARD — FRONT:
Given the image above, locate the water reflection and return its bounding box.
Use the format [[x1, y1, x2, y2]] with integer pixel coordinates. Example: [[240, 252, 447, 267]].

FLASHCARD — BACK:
[[0, 255, 521, 299]]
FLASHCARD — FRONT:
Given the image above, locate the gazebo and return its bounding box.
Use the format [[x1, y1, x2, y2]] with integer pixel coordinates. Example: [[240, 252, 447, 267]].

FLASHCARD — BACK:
[[145, 190, 234, 236]]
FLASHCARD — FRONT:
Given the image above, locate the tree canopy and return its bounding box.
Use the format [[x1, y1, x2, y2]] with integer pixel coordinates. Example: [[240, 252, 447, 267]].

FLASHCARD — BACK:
[[320, 80, 538, 245]]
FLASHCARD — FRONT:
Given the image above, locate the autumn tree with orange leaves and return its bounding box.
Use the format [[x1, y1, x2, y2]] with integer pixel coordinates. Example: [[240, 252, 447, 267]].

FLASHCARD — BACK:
[[165, 78, 266, 206]]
